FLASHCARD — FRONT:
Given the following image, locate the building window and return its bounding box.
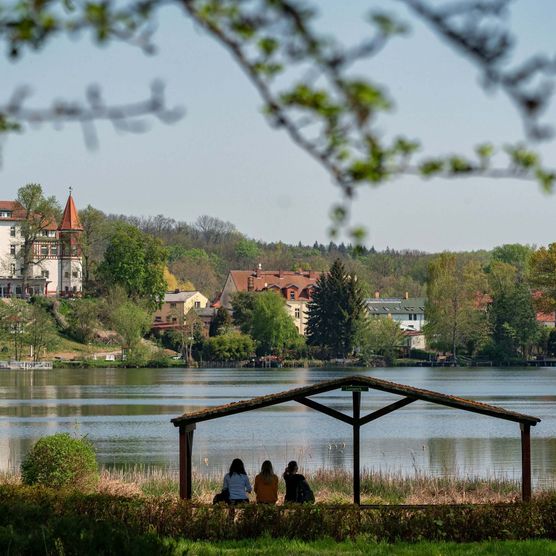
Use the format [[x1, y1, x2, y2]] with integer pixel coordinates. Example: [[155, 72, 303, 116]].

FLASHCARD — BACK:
[[10, 263, 15, 275], [50, 245, 58, 256], [154, 316, 162, 322], [41, 270, 49, 279], [10, 226, 15, 237], [0, 211, 12, 218], [294, 308, 300, 319], [41, 245, 49, 256], [72, 271, 79, 278], [194, 301, 201, 309], [170, 302, 177, 308], [10, 244, 16, 255], [64, 272, 70, 278], [289, 291, 295, 300]]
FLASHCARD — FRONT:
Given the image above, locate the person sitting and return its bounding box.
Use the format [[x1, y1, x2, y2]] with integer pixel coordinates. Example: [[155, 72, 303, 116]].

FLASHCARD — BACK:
[[223, 458, 252, 504], [254, 460, 278, 504], [283, 460, 302, 502]]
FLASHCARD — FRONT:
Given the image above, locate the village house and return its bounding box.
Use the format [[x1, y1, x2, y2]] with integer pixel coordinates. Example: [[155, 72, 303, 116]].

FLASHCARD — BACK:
[[219, 266, 320, 335], [152, 290, 210, 328], [366, 293, 426, 331], [366, 293, 427, 349], [0, 192, 83, 298]]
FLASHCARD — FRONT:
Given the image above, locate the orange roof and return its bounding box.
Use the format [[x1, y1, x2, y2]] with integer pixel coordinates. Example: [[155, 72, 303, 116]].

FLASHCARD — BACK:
[[58, 193, 82, 231], [229, 269, 320, 300], [536, 311, 556, 323]]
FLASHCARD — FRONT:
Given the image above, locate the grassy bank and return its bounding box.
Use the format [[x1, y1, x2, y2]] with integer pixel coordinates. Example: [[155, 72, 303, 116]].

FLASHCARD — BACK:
[[91, 538, 556, 555]]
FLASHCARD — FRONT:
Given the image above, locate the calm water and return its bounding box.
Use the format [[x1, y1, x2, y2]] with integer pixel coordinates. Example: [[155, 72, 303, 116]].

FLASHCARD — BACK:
[[1, 367, 556, 486]]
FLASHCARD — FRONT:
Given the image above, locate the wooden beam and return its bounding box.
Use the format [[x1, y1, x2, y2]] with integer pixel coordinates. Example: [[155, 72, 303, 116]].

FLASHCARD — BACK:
[[353, 391, 361, 506], [295, 397, 354, 425], [179, 424, 195, 500], [521, 423, 531, 502], [359, 397, 416, 426]]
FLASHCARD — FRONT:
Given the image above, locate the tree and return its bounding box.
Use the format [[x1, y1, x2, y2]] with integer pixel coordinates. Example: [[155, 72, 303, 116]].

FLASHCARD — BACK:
[[306, 259, 366, 357], [234, 238, 260, 264], [78, 205, 111, 291], [67, 298, 100, 343], [98, 223, 168, 310], [529, 244, 556, 312], [169, 249, 221, 299], [424, 254, 490, 361], [250, 291, 300, 355], [490, 244, 533, 276], [487, 280, 539, 360], [110, 301, 152, 354], [231, 291, 257, 334], [356, 317, 404, 366], [203, 331, 255, 361], [209, 306, 232, 337], [26, 303, 59, 362], [16, 184, 60, 295], [168, 307, 202, 363], [0, 299, 31, 360]]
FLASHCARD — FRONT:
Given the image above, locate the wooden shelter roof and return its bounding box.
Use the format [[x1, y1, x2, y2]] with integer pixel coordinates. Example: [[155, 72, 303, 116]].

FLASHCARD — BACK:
[[172, 375, 541, 427]]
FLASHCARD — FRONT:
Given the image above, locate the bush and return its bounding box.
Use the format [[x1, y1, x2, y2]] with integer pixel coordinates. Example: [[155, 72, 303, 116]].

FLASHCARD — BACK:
[[21, 433, 99, 491], [1, 486, 555, 546]]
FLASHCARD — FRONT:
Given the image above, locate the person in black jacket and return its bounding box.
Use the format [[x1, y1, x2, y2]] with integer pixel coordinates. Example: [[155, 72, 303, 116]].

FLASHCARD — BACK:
[[283, 460, 314, 503]]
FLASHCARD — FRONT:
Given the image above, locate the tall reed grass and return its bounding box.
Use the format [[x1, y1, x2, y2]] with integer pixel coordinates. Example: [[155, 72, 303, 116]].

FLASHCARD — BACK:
[[85, 465, 523, 504]]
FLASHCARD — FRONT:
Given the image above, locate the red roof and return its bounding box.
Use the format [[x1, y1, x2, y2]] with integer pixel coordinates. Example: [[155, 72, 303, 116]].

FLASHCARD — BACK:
[[229, 269, 320, 300], [58, 193, 83, 231], [0, 201, 26, 220], [536, 311, 556, 324]]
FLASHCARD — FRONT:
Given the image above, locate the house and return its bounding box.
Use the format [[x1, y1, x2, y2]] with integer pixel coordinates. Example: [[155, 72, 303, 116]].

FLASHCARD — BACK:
[[365, 293, 426, 332], [153, 290, 210, 328], [402, 329, 427, 351], [219, 266, 321, 335], [0, 191, 83, 298]]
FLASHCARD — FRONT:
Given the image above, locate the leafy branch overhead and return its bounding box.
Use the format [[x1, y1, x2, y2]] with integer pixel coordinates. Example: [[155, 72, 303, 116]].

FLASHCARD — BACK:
[[1, 0, 555, 235]]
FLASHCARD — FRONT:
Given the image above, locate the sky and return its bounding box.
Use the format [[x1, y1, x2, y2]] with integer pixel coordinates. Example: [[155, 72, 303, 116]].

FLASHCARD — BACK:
[[1, 0, 556, 252]]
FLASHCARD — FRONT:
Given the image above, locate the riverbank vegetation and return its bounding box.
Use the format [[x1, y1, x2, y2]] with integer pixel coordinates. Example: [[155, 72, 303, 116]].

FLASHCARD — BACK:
[[0, 466, 530, 506], [1, 482, 556, 552]]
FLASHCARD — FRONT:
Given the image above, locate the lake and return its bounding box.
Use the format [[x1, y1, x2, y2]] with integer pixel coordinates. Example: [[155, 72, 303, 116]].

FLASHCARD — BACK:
[[1, 366, 555, 486]]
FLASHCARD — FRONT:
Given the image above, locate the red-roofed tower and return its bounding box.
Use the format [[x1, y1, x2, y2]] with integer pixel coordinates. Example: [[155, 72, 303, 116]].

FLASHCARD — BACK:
[[58, 188, 83, 295]]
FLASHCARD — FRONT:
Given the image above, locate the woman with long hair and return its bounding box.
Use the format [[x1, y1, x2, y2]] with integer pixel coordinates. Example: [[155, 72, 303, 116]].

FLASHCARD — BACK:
[[283, 460, 314, 503], [254, 460, 278, 504], [222, 458, 251, 504]]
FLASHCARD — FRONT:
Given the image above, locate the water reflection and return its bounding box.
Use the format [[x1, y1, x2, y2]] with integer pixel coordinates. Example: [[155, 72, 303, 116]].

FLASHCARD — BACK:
[[0, 366, 555, 487]]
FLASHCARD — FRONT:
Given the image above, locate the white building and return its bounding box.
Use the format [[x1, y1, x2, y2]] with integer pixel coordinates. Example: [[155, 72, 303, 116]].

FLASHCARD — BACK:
[[0, 192, 83, 297], [365, 295, 426, 332]]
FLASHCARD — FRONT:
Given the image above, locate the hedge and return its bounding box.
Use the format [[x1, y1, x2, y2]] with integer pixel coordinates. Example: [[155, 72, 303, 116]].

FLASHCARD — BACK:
[[1, 485, 556, 549]]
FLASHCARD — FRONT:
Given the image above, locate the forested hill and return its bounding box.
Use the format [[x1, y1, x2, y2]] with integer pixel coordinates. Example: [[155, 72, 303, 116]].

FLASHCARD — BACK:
[[90, 211, 492, 300]]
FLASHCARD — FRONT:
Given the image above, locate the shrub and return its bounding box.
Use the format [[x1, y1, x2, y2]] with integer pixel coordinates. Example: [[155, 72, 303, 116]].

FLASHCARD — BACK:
[[21, 433, 99, 491]]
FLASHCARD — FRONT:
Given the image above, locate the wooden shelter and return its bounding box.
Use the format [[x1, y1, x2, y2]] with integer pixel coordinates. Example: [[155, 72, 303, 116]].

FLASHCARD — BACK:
[[171, 375, 541, 504]]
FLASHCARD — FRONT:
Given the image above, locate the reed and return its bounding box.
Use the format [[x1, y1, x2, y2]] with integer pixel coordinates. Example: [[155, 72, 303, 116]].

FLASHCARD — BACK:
[[0, 465, 531, 503], [89, 465, 523, 504]]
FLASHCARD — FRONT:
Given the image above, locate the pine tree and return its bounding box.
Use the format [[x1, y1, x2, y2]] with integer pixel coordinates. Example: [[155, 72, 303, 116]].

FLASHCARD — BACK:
[[306, 259, 366, 357]]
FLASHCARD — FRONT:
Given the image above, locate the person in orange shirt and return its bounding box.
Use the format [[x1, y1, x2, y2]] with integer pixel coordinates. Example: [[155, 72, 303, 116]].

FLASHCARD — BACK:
[[254, 460, 278, 504]]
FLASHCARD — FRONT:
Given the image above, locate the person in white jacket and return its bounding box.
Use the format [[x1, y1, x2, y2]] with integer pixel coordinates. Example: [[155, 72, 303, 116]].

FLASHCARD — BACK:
[[223, 458, 252, 504]]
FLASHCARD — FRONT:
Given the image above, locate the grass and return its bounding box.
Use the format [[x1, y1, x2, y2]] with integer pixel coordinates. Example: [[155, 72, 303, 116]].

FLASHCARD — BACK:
[[85, 466, 523, 505], [149, 538, 556, 555]]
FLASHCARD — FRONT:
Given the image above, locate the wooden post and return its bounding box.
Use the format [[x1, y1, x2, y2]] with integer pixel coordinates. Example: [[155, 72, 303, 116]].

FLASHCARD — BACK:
[[179, 424, 196, 500], [353, 391, 361, 505], [521, 423, 531, 502]]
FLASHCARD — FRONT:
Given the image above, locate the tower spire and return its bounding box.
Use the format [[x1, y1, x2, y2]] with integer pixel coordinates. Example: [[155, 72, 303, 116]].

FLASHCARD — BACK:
[[58, 190, 82, 231]]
